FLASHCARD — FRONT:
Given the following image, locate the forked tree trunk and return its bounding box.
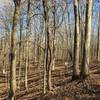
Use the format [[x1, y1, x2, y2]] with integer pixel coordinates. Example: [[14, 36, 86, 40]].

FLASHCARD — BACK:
[[72, 0, 80, 80], [81, 0, 93, 78], [9, 0, 21, 99]]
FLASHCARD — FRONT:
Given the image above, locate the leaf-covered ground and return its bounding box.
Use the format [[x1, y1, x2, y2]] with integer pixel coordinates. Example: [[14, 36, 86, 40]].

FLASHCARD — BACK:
[[0, 61, 100, 100]]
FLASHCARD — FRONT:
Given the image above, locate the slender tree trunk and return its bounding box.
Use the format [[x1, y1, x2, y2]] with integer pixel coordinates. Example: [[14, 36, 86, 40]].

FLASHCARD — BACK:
[[25, 0, 31, 89], [9, 0, 21, 99], [43, 0, 52, 93], [47, 44, 52, 91], [72, 0, 80, 80], [97, 12, 100, 61], [2, 37, 6, 74], [66, 0, 72, 61], [79, 0, 86, 63], [18, 15, 23, 88], [34, 17, 37, 63], [37, 33, 39, 67], [43, 0, 48, 94], [52, 0, 56, 70], [81, 0, 93, 78]]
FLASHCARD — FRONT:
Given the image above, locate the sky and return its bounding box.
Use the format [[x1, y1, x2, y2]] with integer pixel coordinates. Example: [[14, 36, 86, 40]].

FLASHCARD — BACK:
[[0, 0, 100, 36], [0, 0, 12, 7]]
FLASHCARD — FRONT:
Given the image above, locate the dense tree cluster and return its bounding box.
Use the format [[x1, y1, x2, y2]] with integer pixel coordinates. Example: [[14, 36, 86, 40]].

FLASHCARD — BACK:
[[0, 0, 100, 99]]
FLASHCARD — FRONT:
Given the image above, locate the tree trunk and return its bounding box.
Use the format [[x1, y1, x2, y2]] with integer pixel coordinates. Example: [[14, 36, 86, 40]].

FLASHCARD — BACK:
[[34, 17, 37, 63], [52, 0, 56, 70], [42, 0, 47, 94], [72, 0, 80, 80], [81, 0, 93, 78], [66, 0, 72, 61], [79, 0, 86, 63], [9, 0, 21, 99], [25, 0, 31, 89], [97, 12, 100, 61], [18, 15, 23, 89], [43, 0, 52, 93]]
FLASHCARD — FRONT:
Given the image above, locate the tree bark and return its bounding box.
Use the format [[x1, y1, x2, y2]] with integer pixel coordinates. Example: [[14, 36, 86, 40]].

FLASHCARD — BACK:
[[52, 0, 56, 70], [97, 12, 100, 61], [66, 0, 72, 61], [25, 0, 31, 89], [9, 0, 21, 99], [18, 15, 23, 89], [72, 0, 80, 80], [43, 0, 52, 93], [81, 0, 93, 78]]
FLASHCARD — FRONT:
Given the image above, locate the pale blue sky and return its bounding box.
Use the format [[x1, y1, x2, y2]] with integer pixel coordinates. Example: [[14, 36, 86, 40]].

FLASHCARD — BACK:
[[0, 0, 12, 7]]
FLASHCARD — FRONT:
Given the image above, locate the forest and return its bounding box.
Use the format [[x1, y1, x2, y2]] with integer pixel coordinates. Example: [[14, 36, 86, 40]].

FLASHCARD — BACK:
[[0, 0, 100, 100]]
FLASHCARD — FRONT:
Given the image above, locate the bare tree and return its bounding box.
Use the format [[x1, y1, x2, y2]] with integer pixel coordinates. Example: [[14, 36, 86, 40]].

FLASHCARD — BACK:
[[42, 0, 52, 93], [97, 12, 100, 61], [81, 0, 93, 77], [66, 0, 72, 61], [18, 15, 23, 88], [9, 0, 21, 99], [51, 0, 56, 70], [72, 0, 80, 80], [25, 0, 31, 89]]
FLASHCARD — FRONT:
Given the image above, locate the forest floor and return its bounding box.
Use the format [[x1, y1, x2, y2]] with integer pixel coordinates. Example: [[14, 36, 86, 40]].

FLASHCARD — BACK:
[[0, 60, 100, 100]]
